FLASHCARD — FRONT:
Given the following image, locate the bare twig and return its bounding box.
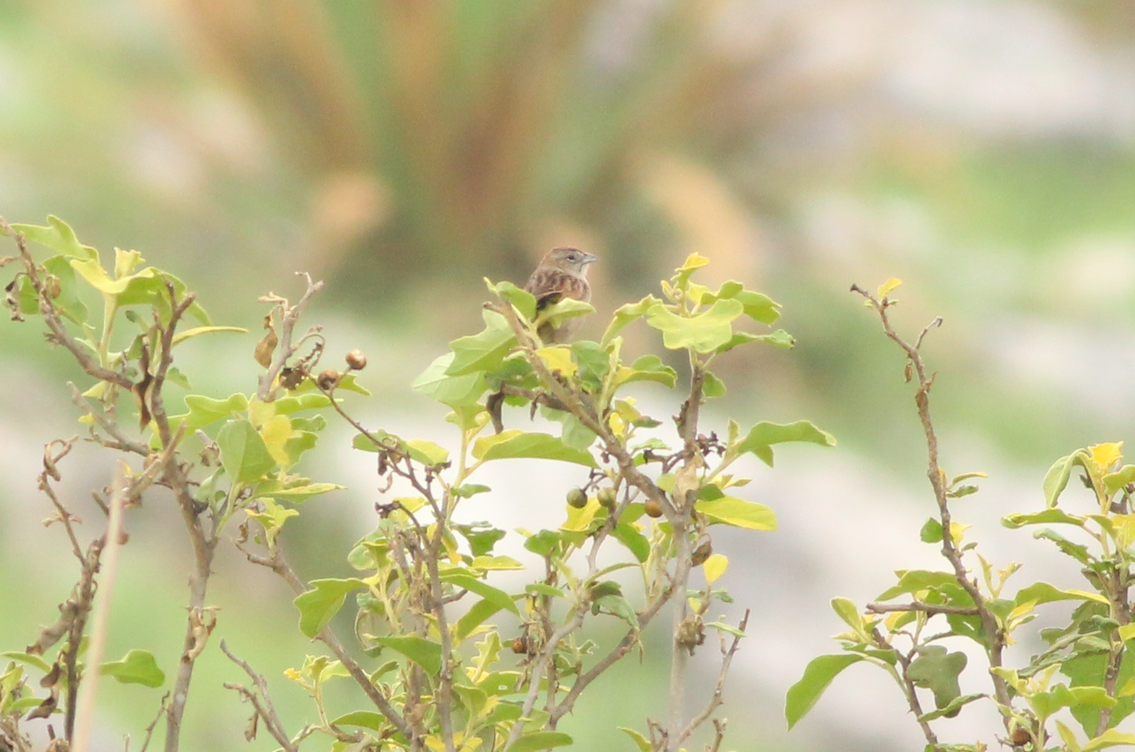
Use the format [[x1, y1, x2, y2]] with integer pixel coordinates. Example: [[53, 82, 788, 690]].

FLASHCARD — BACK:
[[134, 693, 170, 752], [676, 610, 750, 746], [256, 274, 325, 402], [866, 602, 980, 616], [71, 466, 127, 752], [851, 283, 1013, 717], [219, 641, 299, 752], [241, 549, 414, 741]]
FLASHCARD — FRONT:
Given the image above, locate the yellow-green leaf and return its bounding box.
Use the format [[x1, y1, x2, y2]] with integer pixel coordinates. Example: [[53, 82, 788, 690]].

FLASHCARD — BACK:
[[100, 649, 165, 688], [171, 326, 248, 347], [535, 346, 577, 377], [696, 497, 777, 531], [703, 553, 728, 585], [877, 277, 902, 299], [646, 298, 744, 353], [473, 430, 596, 467]]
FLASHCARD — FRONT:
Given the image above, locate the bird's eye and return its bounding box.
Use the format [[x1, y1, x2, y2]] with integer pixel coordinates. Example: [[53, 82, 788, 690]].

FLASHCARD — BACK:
[[568, 252, 579, 262]]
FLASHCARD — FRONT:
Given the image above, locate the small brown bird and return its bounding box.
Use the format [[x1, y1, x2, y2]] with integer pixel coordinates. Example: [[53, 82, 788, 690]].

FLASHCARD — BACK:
[[524, 247, 598, 343]]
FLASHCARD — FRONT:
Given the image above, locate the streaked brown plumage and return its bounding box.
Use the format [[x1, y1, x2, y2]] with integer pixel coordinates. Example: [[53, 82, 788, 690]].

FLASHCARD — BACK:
[[524, 247, 598, 343]]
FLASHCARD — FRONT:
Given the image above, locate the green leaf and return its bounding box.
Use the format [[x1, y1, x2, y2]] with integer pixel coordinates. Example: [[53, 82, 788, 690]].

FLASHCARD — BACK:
[[170, 326, 247, 347], [646, 298, 744, 353], [875, 570, 960, 601], [614, 354, 678, 389], [619, 727, 651, 752], [734, 420, 836, 467], [8, 216, 97, 259], [71, 257, 157, 296], [732, 290, 781, 324], [1044, 451, 1088, 508], [1002, 508, 1087, 529], [1084, 729, 1135, 751], [907, 646, 967, 712], [523, 530, 561, 557], [453, 522, 504, 557], [447, 309, 517, 376], [257, 482, 345, 504], [601, 296, 659, 347], [246, 498, 299, 546], [696, 497, 777, 531], [525, 583, 566, 598], [442, 574, 520, 616], [456, 599, 501, 641], [294, 578, 367, 638], [172, 393, 249, 433], [702, 370, 726, 398], [373, 635, 443, 676], [702, 281, 782, 324], [918, 693, 985, 722], [1104, 465, 1135, 496], [611, 523, 650, 563], [452, 484, 492, 499], [43, 255, 89, 323], [494, 280, 537, 320], [272, 393, 332, 414], [473, 430, 596, 467], [831, 598, 863, 631], [405, 439, 450, 466], [1, 652, 51, 673], [330, 711, 385, 731], [217, 419, 276, 485], [785, 654, 865, 729], [100, 649, 165, 688], [413, 352, 488, 407], [571, 340, 610, 391], [920, 518, 944, 543], [504, 732, 573, 752]]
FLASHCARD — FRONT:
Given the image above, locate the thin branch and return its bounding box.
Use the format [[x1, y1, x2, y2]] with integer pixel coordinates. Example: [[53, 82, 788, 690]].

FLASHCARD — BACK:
[[256, 274, 325, 402], [2, 221, 133, 389], [851, 283, 1013, 715], [219, 640, 299, 752], [866, 602, 980, 616], [242, 549, 414, 741], [135, 694, 170, 752], [489, 301, 673, 518], [677, 610, 750, 746], [71, 467, 127, 752]]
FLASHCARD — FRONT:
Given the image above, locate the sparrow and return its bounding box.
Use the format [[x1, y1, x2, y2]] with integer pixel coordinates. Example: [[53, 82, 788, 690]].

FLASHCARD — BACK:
[[523, 247, 598, 343]]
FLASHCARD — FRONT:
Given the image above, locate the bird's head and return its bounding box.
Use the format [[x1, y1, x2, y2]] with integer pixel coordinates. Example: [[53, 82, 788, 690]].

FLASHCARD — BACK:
[[543, 247, 598, 276]]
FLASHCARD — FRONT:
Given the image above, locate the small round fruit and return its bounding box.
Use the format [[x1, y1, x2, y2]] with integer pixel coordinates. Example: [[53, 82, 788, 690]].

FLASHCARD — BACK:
[[644, 499, 664, 518], [345, 349, 368, 371], [691, 539, 713, 566], [317, 368, 340, 390], [511, 636, 528, 654], [597, 488, 617, 509], [566, 488, 588, 508]]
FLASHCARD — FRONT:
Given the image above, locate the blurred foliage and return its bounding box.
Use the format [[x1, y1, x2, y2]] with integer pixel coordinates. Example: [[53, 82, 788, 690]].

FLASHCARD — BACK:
[[1, 2, 1135, 750]]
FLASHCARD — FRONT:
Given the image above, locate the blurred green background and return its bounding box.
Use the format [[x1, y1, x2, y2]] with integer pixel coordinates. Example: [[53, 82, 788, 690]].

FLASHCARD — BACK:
[[2, 1, 1134, 750]]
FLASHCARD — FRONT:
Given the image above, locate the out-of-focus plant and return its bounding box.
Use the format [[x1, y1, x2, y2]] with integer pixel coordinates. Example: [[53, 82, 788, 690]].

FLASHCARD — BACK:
[[788, 280, 1135, 751], [0, 217, 833, 752]]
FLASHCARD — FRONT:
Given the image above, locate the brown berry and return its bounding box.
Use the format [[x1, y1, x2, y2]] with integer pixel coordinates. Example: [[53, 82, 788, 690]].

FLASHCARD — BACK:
[[345, 349, 367, 371], [644, 499, 664, 518], [45, 275, 62, 299], [597, 488, 617, 510], [280, 367, 305, 390], [566, 488, 588, 509], [691, 539, 713, 566], [511, 636, 528, 654], [317, 368, 340, 390]]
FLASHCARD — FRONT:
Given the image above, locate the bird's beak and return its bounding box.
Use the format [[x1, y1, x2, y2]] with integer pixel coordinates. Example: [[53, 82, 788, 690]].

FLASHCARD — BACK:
[[581, 252, 599, 265]]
